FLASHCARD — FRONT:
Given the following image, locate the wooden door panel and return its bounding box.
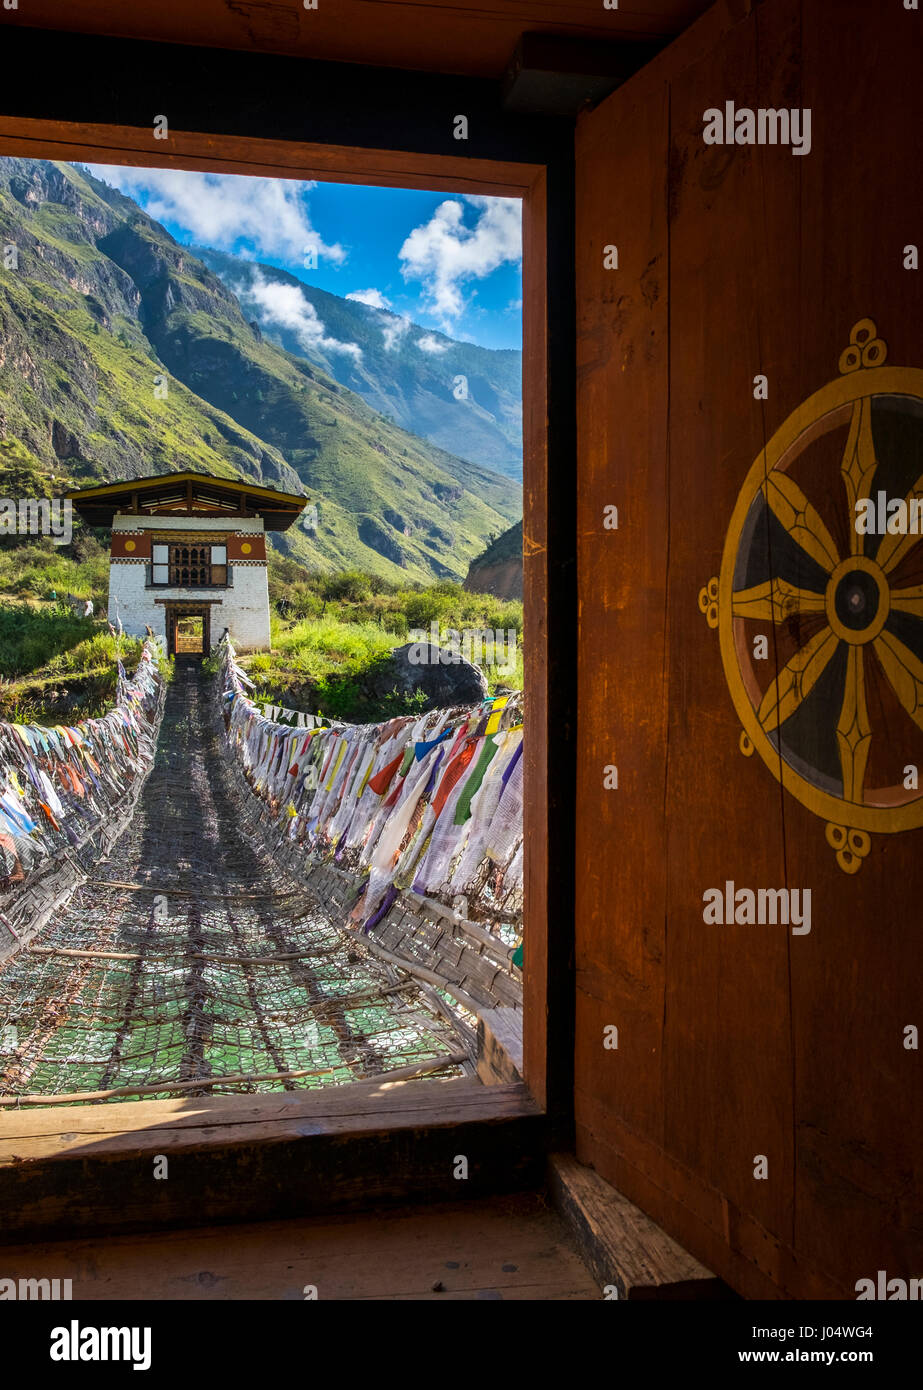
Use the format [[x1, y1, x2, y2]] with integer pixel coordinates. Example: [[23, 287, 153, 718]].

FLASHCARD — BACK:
[[664, 7, 793, 1241], [786, 0, 923, 1290], [575, 0, 923, 1297], [575, 77, 671, 1151]]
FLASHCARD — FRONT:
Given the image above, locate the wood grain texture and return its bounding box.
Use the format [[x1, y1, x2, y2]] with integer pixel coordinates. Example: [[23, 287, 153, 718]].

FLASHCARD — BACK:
[[0, 1074, 524, 1139], [5, 1, 712, 78], [548, 1152, 725, 1299], [786, 0, 923, 1293], [574, 64, 671, 1169], [0, 1080, 546, 1245], [575, 1101, 843, 1301], [522, 167, 552, 1110], [0, 1192, 600, 1301], [663, 0, 793, 1248], [0, 117, 542, 197], [477, 1007, 524, 1085], [575, 0, 923, 1299]]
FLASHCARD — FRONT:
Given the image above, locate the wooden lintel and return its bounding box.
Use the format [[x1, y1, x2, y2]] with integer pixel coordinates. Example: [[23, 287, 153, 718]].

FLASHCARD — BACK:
[[153, 597, 223, 606]]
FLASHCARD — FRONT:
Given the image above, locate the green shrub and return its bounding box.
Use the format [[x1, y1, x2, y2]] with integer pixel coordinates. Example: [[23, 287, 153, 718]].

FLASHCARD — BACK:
[[240, 565, 525, 720], [318, 570, 373, 603]]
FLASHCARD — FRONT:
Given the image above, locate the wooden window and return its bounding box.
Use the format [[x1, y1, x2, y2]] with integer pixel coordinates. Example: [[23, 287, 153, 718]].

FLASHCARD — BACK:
[[170, 543, 209, 586], [151, 543, 169, 586], [210, 544, 227, 586], [150, 542, 228, 586]]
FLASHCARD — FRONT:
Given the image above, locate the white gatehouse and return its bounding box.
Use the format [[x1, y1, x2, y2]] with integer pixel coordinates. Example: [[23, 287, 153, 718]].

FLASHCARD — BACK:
[[68, 471, 308, 656]]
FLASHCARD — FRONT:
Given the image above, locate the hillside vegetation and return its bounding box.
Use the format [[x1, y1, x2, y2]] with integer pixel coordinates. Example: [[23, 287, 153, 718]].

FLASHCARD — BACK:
[[247, 558, 524, 721], [0, 528, 141, 723], [0, 158, 520, 584], [0, 534, 522, 725], [464, 518, 523, 600], [195, 246, 523, 480]]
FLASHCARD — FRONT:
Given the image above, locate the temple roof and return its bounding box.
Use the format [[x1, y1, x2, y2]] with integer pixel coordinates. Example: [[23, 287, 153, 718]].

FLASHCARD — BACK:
[[67, 471, 308, 531]]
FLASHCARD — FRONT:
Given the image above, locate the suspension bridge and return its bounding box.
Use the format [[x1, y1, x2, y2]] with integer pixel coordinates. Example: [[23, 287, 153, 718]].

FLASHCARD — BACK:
[[0, 643, 523, 1106]]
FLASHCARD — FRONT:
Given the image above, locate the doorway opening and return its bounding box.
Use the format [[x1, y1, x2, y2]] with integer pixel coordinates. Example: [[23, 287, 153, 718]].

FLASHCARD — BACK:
[[0, 116, 562, 1236], [169, 610, 208, 658]]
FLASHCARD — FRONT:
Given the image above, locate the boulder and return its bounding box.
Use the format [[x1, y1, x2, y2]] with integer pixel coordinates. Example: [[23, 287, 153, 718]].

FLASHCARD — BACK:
[[370, 641, 489, 709]]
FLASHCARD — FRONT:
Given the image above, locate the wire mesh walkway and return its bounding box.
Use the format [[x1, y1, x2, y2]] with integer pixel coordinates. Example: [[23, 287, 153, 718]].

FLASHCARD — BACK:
[[0, 662, 468, 1105]]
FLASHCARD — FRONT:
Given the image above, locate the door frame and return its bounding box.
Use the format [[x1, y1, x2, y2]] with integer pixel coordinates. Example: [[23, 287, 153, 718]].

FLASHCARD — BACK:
[[164, 603, 211, 659], [0, 34, 578, 1236]]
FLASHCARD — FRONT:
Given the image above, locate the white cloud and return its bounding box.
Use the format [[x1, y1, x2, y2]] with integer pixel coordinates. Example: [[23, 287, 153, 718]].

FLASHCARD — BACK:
[[82, 164, 345, 265], [346, 288, 391, 309], [398, 195, 521, 329], [417, 334, 448, 354], [381, 313, 411, 352], [241, 271, 362, 361]]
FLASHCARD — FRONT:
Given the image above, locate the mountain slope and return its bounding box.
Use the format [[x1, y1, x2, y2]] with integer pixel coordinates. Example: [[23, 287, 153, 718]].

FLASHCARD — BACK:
[[464, 519, 523, 600], [192, 247, 523, 481], [0, 158, 520, 584]]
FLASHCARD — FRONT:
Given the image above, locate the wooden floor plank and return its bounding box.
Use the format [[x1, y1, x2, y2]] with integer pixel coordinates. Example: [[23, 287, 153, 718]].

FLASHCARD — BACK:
[[0, 1081, 536, 1164], [0, 1194, 601, 1301], [0, 1077, 527, 1142]]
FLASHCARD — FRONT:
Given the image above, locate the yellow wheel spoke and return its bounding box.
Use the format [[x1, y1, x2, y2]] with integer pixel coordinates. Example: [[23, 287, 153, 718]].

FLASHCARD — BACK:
[[732, 577, 827, 623], [890, 584, 923, 619], [840, 398, 878, 557], [762, 472, 840, 575], [874, 629, 923, 729], [757, 626, 839, 735], [837, 645, 871, 803], [876, 475, 923, 574]]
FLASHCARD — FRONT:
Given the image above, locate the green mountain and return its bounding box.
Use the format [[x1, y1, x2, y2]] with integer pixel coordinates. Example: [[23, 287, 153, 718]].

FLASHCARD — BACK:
[[192, 246, 523, 481], [464, 519, 523, 600], [0, 158, 520, 584]]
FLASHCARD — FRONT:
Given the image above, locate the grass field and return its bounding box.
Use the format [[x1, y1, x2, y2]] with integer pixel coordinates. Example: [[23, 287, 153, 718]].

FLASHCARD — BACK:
[[243, 568, 522, 722], [0, 538, 523, 725]]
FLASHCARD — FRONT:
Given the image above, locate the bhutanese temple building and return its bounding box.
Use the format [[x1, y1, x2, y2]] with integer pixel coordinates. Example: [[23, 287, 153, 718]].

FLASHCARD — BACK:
[[68, 472, 308, 655]]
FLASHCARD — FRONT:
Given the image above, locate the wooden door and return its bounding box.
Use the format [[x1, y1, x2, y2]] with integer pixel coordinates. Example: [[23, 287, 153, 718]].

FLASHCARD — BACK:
[[575, 0, 923, 1299]]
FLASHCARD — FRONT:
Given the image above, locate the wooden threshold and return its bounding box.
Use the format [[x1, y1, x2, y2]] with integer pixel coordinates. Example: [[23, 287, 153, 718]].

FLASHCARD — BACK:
[[0, 1077, 545, 1246], [0, 1192, 600, 1302], [547, 1153, 732, 1301]]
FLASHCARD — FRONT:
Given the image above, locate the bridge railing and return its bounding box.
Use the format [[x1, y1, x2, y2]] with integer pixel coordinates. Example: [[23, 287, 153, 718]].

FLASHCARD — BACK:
[[216, 634, 524, 946], [0, 641, 165, 957]]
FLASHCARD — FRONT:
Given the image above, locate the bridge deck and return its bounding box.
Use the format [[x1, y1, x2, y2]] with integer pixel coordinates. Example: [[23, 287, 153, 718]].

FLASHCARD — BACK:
[[0, 662, 469, 1104]]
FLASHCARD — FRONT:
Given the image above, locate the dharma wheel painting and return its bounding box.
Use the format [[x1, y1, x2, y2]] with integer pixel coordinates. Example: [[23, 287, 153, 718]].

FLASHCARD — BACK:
[[700, 320, 923, 873]]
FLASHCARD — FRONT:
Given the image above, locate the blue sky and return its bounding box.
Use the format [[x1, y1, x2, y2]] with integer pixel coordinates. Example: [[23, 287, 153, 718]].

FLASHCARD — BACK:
[[80, 164, 523, 351]]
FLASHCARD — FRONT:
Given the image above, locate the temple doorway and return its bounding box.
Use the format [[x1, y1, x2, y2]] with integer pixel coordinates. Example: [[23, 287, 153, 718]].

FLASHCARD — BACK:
[[167, 606, 210, 658]]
